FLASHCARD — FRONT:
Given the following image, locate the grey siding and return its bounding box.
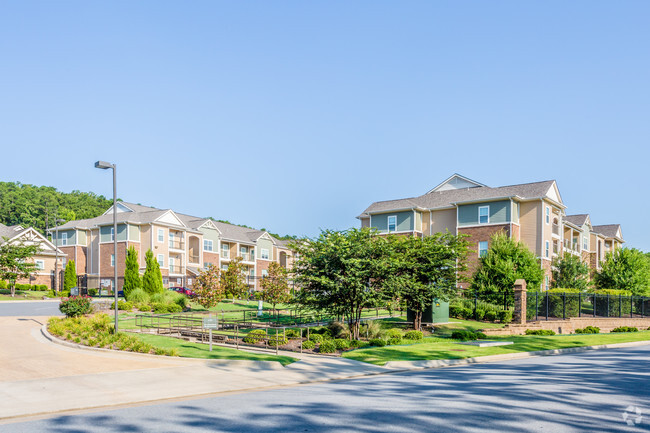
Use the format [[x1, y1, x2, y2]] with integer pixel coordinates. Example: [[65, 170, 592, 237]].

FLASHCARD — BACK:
[[128, 224, 140, 242], [370, 211, 413, 233], [55, 230, 76, 246], [100, 224, 127, 242], [458, 200, 511, 227]]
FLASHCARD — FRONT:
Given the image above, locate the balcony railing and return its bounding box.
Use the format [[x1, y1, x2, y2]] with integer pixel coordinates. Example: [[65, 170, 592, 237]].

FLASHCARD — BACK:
[[552, 224, 560, 236], [240, 253, 253, 262], [189, 254, 200, 264], [169, 266, 183, 274], [221, 250, 230, 260], [169, 240, 185, 250]]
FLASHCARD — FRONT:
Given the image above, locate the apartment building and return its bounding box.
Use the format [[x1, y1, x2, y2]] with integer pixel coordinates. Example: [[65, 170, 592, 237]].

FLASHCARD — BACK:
[[50, 202, 294, 293], [0, 223, 66, 288], [357, 174, 624, 290]]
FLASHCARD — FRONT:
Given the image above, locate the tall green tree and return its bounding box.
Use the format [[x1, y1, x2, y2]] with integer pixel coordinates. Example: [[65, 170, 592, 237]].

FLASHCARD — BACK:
[[594, 248, 650, 296], [259, 262, 292, 314], [123, 246, 141, 300], [0, 240, 40, 297], [142, 249, 163, 295], [389, 233, 469, 331], [194, 264, 225, 308], [551, 253, 590, 291], [220, 256, 249, 300], [292, 228, 391, 339], [63, 259, 77, 291], [471, 232, 544, 303]]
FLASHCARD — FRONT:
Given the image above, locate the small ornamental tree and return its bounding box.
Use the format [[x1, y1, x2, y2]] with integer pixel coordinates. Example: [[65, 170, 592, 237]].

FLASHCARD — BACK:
[[551, 253, 590, 291], [143, 249, 164, 295], [0, 240, 40, 297], [471, 232, 544, 304], [194, 264, 225, 308], [123, 246, 142, 300], [595, 248, 650, 296], [259, 262, 292, 313], [388, 232, 469, 331], [63, 259, 77, 291], [220, 256, 249, 300]]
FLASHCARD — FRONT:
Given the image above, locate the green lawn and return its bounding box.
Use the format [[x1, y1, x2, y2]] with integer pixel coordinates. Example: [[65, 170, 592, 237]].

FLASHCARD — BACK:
[[343, 330, 650, 365], [134, 333, 297, 366], [0, 290, 50, 300], [434, 319, 506, 334]]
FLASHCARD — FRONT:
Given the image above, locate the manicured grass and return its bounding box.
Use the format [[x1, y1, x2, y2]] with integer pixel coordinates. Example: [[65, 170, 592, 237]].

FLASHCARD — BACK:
[[343, 331, 650, 365], [134, 333, 297, 366], [0, 290, 50, 300], [434, 319, 506, 334]]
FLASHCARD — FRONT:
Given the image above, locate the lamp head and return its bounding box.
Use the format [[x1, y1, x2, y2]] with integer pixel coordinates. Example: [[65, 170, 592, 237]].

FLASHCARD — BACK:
[[95, 160, 113, 170]]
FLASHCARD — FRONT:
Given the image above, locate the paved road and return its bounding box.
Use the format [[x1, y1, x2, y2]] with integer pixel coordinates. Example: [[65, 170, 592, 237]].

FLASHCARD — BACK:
[[0, 301, 61, 317], [4, 345, 649, 432]]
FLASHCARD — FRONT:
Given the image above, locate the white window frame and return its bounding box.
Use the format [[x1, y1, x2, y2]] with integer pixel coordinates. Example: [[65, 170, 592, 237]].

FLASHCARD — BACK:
[[61, 232, 68, 246], [157, 254, 164, 267], [203, 262, 212, 269], [110, 227, 115, 241], [387, 215, 397, 232], [545, 207, 550, 225], [545, 241, 550, 258], [203, 239, 213, 252], [583, 236, 588, 251], [478, 241, 488, 258], [221, 244, 229, 258], [261, 248, 270, 260], [111, 254, 115, 267], [478, 206, 489, 224], [35, 260, 45, 270], [169, 257, 175, 273], [262, 269, 268, 277], [62, 258, 67, 269], [157, 228, 164, 243], [221, 264, 228, 271]]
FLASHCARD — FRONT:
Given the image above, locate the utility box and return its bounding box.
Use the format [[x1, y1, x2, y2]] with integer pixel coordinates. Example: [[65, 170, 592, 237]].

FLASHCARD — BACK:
[[407, 300, 449, 324]]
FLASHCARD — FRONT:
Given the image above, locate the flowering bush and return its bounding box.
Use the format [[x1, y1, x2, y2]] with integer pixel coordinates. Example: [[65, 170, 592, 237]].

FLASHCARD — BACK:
[[59, 295, 93, 317]]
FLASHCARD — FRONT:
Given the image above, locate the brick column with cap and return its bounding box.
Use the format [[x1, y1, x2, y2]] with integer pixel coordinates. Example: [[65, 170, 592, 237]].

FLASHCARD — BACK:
[[513, 279, 527, 325]]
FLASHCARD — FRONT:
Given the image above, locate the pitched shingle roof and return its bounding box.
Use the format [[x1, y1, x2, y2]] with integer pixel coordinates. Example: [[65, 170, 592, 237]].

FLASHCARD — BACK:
[[0, 223, 27, 240], [359, 180, 557, 217], [593, 224, 623, 240], [565, 214, 589, 227]]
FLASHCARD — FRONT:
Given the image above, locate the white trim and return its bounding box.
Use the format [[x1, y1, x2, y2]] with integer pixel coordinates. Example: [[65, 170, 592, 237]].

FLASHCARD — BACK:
[[157, 254, 164, 267], [387, 215, 397, 233], [458, 222, 519, 230], [426, 173, 487, 194], [203, 239, 214, 252]]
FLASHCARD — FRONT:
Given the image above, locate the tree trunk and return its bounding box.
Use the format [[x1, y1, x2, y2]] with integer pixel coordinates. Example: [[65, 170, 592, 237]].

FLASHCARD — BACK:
[[10, 282, 15, 298], [414, 310, 422, 331], [351, 320, 360, 340]]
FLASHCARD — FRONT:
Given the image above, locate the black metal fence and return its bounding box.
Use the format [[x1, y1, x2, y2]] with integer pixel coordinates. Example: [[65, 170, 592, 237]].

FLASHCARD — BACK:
[[526, 292, 650, 321]]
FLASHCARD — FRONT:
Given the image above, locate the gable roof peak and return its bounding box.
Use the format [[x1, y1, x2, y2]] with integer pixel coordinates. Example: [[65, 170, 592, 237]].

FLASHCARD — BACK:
[[426, 173, 487, 194]]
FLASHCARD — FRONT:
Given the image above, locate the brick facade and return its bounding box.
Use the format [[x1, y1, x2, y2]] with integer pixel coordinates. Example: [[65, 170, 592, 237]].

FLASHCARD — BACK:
[[457, 224, 510, 288]]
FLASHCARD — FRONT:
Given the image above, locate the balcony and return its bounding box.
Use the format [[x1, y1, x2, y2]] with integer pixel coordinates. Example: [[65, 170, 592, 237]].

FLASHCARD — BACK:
[[552, 223, 560, 237], [169, 239, 185, 250], [221, 250, 230, 260], [189, 254, 200, 264], [240, 252, 254, 262], [169, 265, 183, 275]]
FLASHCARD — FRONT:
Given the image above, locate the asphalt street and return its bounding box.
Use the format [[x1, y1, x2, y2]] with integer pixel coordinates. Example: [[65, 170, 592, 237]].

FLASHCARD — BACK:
[[4, 345, 650, 433], [0, 301, 62, 317]]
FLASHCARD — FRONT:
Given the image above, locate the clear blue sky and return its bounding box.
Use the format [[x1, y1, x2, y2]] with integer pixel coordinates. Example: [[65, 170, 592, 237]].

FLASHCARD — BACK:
[[1, 2, 648, 250]]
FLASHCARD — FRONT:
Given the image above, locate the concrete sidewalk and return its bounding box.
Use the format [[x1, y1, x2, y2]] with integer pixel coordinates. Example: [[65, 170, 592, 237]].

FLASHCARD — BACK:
[[0, 317, 386, 421]]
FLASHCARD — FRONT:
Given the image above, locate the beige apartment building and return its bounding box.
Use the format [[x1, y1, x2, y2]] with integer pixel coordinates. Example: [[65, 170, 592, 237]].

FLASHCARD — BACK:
[[51, 202, 294, 293], [358, 174, 624, 290]]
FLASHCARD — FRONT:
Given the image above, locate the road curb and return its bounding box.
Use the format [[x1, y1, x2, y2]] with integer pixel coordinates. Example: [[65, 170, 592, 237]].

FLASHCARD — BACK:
[[383, 339, 650, 369], [40, 324, 286, 369]]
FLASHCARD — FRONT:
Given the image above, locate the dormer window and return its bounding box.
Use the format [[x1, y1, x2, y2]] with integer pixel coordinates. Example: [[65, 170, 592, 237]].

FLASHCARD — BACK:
[[478, 206, 489, 224]]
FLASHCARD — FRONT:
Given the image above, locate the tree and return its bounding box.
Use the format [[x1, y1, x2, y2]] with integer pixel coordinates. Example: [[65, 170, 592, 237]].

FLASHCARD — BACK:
[[63, 259, 77, 291], [194, 264, 225, 308], [471, 232, 544, 303], [594, 248, 650, 296], [389, 232, 469, 331], [259, 262, 292, 313], [220, 256, 249, 300], [123, 246, 141, 300], [142, 249, 163, 295], [0, 240, 40, 297], [551, 253, 590, 291], [292, 228, 391, 340]]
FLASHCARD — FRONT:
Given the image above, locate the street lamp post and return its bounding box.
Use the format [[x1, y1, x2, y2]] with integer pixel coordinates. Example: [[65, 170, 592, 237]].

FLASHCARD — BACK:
[[95, 160, 118, 333], [53, 217, 65, 294]]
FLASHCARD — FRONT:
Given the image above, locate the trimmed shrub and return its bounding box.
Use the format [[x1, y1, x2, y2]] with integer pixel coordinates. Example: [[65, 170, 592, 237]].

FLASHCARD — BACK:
[[319, 340, 337, 353], [111, 300, 133, 311], [302, 340, 316, 350], [137, 303, 152, 312], [404, 330, 423, 341], [166, 304, 182, 313], [369, 338, 387, 347], [575, 326, 600, 334], [611, 326, 638, 333], [385, 328, 403, 339], [498, 310, 513, 324], [88, 288, 98, 297], [334, 338, 350, 350], [0, 280, 6, 289], [547, 289, 580, 318], [243, 329, 266, 344], [59, 296, 93, 317], [388, 337, 402, 345], [349, 339, 370, 349], [484, 311, 498, 322], [152, 303, 169, 313], [525, 329, 556, 336], [285, 329, 301, 338], [267, 333, 288, 346], [451, 330, 487, 341], [592, 290, 633, 317], [309, 334, 324, 344], [126, 288, 150, 304]]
